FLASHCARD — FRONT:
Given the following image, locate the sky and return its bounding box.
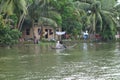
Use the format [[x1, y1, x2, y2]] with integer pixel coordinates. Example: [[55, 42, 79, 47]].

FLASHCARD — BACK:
[[118, 0, 120, 2], [115, 0, 120, 6]]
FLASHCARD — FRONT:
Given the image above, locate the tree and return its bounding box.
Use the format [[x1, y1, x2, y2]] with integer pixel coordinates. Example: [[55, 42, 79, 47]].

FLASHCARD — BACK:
[[51, 0, 83, 39], [0, 15, 21, 46], [27, 0, 62, 40], [0, 0, 27, 30], [99, 0, 116, 10], [0, 0, 28, 46], [78, 0, 117, 40]]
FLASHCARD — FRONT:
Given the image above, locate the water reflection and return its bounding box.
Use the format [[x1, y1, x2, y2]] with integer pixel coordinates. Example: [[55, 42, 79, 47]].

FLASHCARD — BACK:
[[56, 49, 65, 54], [0, 42, 120, 80], [83, 43, 88, 50], [114, 42, 120, 53]]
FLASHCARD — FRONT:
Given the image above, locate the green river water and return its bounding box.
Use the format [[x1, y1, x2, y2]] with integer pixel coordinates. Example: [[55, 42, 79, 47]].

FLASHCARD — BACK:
[[0, 42, 120, 80]]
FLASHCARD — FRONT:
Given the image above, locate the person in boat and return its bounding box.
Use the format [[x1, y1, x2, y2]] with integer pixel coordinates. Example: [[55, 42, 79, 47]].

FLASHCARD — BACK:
[[56, 40, 66, 49]]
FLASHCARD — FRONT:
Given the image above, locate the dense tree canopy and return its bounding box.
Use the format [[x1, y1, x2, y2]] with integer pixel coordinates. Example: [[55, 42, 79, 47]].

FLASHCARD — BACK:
[[0, 0, 120, 45]]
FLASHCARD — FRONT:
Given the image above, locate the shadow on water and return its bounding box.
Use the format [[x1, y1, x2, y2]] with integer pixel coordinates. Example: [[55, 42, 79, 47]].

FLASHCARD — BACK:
[[0, 42, 120, 80]]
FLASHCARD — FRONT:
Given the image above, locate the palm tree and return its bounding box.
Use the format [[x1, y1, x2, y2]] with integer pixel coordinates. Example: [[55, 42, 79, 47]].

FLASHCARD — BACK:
[[73, 1, 90, 30], [27, 0, 62, 40], [74, 0, 117, 40], [0, 0, 27, 29]]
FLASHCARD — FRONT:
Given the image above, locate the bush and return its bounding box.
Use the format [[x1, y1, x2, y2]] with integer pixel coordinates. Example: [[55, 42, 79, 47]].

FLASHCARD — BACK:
[[0, 26, 21, 46]]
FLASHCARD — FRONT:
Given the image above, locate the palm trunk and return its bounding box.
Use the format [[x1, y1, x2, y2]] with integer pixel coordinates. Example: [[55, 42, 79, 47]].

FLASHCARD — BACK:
[[40, 25, 43, 40], [18, 14, 25, 31], [54, 28, 56, 40], [32, 20, 35, 39], [17, 13, 25, 31]]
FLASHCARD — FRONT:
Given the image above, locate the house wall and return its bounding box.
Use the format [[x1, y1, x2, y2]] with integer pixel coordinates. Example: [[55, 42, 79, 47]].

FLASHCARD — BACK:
[[22, 23, 61, 41], [33, 24, 41, 40], [42, 26, 61, 40], [22, 26, 33, 40], [42, 26, 54, 40], [22, 24, 41, 40], [55, 27, 61, 40]]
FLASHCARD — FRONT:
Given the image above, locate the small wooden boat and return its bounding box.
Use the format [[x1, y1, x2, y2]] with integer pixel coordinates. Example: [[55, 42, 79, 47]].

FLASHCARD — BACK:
[[51, 44, 77, 49], [51, 46, 66, 49]]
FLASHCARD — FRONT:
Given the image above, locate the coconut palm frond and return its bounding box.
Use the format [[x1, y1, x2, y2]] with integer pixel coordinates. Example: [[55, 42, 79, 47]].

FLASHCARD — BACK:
[[38, 17, 58, 27], [78, 9, 86, 16], [74, 1, 90, 11], [109, 19, 115, 31], [86, 14, 92, 25], [1, 0, 14, 15], [109, 14, 118, 25], [113, 4, 120, 12], [102, 10, 114, 15], [114, 2, 120, 8], [97, 12, 102, 31], [6, 1, 14, 15], [1, 0, 27, 15], [38, 0, 50, 8], [48, 11, 62, 25], [92, 13, 96, 32], [48, 11, 61, 20], [102, 12, 115, 31], [18, 0, 27, 15], [0, 0, 6, 13]]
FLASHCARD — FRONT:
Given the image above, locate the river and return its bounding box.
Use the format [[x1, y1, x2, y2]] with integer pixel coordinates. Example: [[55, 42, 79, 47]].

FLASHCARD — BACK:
[[0, 42, 120, 80]]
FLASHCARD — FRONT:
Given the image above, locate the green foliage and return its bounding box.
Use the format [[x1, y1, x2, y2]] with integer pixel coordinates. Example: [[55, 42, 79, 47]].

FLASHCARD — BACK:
[[0, 0, 27, 16], [0, 16, 21, 46], [100, 12, 116, 40], [58, 0, 83, 35], [78, 0, 118, 41], [0, 0, 118, 42], [99, 0, 116, 10], [48, 11, 62, 26], [39, 17, 58, 27], [9, 14, 18, 26], [73, 1, 90, 11], [72, 22, 82, 36], [0, 27, 21, 46]]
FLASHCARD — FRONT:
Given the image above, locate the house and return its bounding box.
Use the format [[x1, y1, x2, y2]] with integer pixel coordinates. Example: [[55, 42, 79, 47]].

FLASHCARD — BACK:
[[22, 23, 61, 41]]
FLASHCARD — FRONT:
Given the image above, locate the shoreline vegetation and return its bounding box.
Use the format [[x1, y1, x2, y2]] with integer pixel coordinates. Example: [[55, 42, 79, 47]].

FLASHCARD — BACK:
[[19, 38, 120, 46], [0, 0, 120, 47], [0, 39, 119, 48], [1, 35, 120, 47]]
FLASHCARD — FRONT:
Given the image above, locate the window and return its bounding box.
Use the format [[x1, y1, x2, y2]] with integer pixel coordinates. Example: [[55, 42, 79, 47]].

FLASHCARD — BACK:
[[38, 28, 41, 35], [56, 28, 59, 31], [26, 29, 30, 35], [49, 29, 53, 35]]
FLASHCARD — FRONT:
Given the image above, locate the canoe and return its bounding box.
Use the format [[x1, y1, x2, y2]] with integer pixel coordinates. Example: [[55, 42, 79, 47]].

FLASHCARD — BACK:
[[51, 44, 77, 49], [51, 47, 66, 49]]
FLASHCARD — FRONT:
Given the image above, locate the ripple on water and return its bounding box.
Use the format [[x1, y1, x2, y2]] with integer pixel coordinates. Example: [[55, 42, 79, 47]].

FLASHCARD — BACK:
[[0, 57, 13, 61], [18, 54, 36, 59], [54, 53, 70, 56], [49, 59, 120, 80]]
